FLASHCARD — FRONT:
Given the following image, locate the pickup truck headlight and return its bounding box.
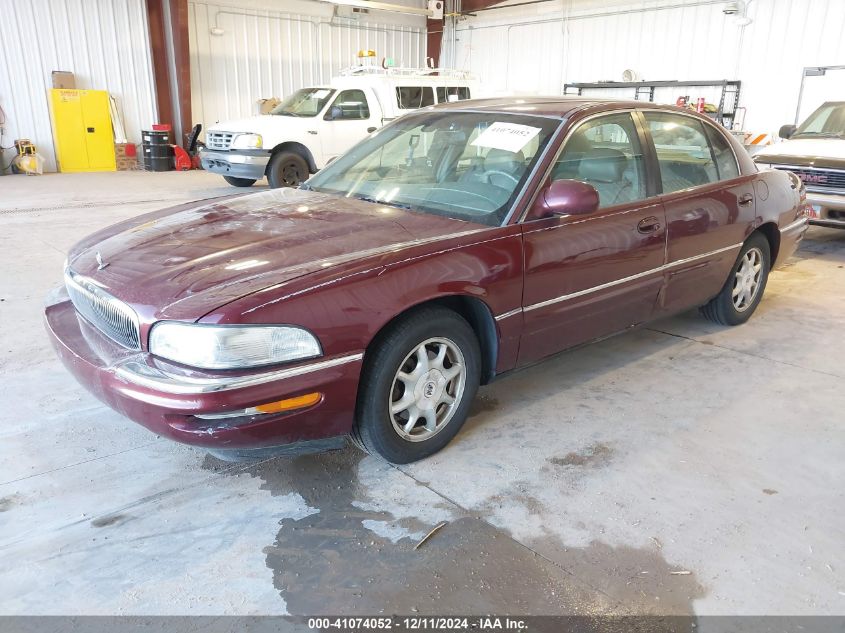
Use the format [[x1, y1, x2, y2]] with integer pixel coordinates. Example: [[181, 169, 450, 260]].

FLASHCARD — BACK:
[[149, 322, 321, 369], [230, 133, 263, 150]]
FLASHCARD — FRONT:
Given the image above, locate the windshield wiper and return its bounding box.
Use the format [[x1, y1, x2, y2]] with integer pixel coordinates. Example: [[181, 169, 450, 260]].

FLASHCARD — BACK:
[[793, 131, 845, 139], [274, 111, 303, 117], [352, 194, 413, 210]]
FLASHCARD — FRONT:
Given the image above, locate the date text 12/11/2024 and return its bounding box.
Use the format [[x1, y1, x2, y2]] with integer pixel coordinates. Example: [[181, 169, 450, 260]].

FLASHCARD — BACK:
[[307, 617, 528, 631]]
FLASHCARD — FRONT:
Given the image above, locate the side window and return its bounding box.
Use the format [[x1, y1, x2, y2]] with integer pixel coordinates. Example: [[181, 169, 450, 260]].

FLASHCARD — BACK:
[[328, 90, 370, 120], [396, 86, 435, 109], [436, 86, 472, 103], [644, 112, 718, 193], [551, 113, 647, 208], [703, 124, 740, 180]]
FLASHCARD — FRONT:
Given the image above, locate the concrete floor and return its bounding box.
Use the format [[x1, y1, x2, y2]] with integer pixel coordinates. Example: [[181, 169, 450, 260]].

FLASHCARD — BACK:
[[1, 171, 843, 618]]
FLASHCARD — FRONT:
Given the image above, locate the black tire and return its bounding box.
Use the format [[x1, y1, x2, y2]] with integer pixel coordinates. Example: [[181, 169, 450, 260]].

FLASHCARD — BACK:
[[267, 151, 309, 188], [352, 307, 481, 464], [223, 176, 256, 187], [701, 232, 771, 326]]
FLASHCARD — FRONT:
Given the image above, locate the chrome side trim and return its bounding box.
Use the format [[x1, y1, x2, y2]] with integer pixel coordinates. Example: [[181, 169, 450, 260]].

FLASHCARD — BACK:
[[114, 353, 364, 395], [780, 217, 809, 233], [494, 308, 523, 322], [524, 243, 743, 313]]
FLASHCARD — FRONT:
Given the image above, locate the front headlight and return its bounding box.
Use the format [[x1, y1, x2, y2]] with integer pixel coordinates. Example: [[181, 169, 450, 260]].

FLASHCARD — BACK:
[[230, 133, 263, 150], [149, 322, 321, 370]]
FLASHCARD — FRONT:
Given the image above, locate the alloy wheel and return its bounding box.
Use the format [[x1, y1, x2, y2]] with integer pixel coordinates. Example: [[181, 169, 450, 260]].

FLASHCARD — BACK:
[[388, 337, 466, 442]]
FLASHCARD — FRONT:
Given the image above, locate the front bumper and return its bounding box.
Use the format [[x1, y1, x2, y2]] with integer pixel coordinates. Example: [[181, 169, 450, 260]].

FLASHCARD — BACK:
[[805, 191, 845, 228], [45, 293, 362, 449], [200, 149, 270, 181]]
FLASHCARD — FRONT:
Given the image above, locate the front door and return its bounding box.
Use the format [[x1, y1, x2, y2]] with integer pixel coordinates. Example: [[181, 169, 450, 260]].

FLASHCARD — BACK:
[[641, 111, 754, 314], [518, 112, 667, 365], [318, 89, 378, 164]]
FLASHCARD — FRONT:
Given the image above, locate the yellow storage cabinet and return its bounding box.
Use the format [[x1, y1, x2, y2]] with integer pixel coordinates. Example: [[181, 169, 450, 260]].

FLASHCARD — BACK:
[[49, 89, 116, 172]]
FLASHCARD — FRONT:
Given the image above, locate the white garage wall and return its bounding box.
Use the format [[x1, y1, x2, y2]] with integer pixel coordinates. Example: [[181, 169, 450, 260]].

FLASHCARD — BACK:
[[189, 0, 428, 130], [0, 0, 157, 173], [444, 0, 845, 134]]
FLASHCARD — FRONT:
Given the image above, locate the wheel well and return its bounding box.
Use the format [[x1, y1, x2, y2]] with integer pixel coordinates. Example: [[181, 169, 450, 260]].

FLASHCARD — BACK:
[[365, 296, 499, 385], [754, 222, 780, 265], [267, 142, 317, 173]]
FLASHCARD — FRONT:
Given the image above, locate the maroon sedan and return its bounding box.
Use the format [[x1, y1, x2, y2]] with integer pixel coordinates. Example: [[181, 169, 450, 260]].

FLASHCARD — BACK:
[[46, 98, 808, 463]]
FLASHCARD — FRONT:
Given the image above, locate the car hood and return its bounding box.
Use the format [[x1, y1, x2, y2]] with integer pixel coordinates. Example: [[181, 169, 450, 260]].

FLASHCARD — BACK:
[[755, 138, 845, 169], [207, 115, 310, 137], [66, 188, 482, 321]]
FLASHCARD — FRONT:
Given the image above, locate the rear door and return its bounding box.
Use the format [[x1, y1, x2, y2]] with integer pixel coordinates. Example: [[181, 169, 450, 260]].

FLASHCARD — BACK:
[[518, 111, 667, 365], [641, 111, 754, 314]]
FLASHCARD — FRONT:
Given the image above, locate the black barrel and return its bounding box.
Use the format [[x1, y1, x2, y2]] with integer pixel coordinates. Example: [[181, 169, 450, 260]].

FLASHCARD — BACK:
[[141, 129, 172, 172]]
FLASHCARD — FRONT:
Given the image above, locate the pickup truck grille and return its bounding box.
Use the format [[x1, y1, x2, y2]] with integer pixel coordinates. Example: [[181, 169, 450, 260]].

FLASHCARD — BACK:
[[65, 270, 141, 350], [773, 166, 845, 192], [206, 131, 234, 151]]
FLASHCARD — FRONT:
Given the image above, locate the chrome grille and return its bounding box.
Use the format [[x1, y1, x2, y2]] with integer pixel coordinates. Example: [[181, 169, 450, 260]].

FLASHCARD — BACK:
[[773, 166, 845, 192], [65, 270, 141, 350], [206, 131, 234, 151]]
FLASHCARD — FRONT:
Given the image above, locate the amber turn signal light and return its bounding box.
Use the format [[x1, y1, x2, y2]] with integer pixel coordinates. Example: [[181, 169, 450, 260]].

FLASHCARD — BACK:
[[254, 392, 322, 414]]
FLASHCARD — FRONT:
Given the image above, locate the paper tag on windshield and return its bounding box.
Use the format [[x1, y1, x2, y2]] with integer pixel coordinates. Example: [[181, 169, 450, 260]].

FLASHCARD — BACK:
[[312, 89, 331, 99], [472, 122, 542, 153]]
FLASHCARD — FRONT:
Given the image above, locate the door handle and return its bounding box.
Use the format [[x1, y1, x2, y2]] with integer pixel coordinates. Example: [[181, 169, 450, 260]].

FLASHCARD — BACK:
[[367, 126, 377, 133], [739, 193, 754, 206], [637, 216, 661, 234]]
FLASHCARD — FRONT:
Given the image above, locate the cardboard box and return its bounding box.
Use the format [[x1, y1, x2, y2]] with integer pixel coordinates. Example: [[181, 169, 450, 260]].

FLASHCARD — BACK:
[[52, 71, 76, 89], [114, 143, 131, 158], [257, 97, 280, 115], [116, 157, 138, 171]]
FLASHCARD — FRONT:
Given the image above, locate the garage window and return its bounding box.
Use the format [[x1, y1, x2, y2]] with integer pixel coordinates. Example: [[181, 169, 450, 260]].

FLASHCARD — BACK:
[[327, 90, 370, 120], [436, 86, 472, 103], [551, 113, 647, 208], [396, 86, 435, 109], [644, 112, 719, 193]]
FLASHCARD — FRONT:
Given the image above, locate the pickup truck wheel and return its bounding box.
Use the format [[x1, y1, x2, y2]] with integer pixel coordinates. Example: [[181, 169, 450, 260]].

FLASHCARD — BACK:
[[223, 176, 256, 187], [701, 232, 770, 326], [352, 307, 481, 464], [267, 151, 308, 188]]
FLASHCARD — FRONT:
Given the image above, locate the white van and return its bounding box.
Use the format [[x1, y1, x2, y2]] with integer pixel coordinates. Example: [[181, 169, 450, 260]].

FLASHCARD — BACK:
[[200, 65, 477, 188]]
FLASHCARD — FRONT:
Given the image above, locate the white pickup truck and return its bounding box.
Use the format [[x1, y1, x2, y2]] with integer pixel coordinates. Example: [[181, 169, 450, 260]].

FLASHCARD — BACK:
[[754, 101, 845, 229], [201, 66, 477, 188]]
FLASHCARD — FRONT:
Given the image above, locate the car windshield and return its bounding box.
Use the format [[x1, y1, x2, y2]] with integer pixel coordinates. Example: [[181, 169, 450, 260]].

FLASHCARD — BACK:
[[270, 88, 335, 117], [305, 111, 560, 226], [793, 103, 845, 139]]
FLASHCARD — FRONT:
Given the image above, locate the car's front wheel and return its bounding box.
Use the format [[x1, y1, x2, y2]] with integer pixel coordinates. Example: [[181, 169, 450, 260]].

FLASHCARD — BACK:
[[701, 232, 771, 325], [353, 307, 481, 463], [267, 151, 309, 188], [223, 176, 256, 187]]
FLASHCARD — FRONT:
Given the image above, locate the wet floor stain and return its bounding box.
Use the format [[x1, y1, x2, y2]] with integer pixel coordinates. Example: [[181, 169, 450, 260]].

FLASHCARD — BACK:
[[468, 394, 499, 417], [0, 495, 18, 512], [549, 443, 614, 468], [762, 488, 778, 495], [90, 513, 127, 528], [208, 447, 705, 620]]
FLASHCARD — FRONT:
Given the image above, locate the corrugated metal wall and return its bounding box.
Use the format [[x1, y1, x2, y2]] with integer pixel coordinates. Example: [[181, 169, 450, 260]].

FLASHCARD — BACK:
[[0, 0, 157, 172], [189, 0, 428, 130], [446, 0, 845, 134]]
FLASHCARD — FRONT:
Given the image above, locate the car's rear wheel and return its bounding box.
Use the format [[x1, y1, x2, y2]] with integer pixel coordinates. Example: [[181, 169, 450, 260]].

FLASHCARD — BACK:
[[223, 176, 257, 187], [701, 232, 771, 326], [352, 307, 481, 464], [267, 151, 309, 188]]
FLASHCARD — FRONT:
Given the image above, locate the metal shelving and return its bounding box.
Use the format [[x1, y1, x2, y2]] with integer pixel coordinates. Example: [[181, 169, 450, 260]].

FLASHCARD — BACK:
[[563, 79, 742, 128]]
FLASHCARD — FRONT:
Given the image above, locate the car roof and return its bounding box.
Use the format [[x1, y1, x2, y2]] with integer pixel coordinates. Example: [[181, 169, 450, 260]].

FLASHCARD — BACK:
[[430, 96, 686, 118]]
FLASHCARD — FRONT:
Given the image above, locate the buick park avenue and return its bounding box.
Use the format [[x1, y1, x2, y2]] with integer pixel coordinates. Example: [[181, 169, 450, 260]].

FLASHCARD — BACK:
[[46, 98, 809, 463]]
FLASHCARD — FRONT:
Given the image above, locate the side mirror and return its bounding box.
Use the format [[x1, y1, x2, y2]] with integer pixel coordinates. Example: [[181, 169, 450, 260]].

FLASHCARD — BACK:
[[779, 124, 797, 139], [325, 106, 343, 121], [531, 179, 600, 219]]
